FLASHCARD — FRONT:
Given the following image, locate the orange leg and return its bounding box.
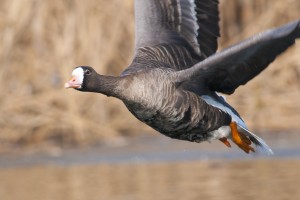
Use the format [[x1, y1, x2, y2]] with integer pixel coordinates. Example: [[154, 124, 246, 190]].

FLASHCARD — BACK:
[[219, 137, 231, 148], [230, 122, 255, 154]]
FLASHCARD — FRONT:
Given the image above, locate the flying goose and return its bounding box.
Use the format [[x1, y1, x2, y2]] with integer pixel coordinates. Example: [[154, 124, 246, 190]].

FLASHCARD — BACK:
[[65, 0, 300, 154]]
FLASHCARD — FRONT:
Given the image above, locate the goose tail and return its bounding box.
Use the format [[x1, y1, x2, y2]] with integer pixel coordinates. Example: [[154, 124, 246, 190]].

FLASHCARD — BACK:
[[237, 125, 274, 155]]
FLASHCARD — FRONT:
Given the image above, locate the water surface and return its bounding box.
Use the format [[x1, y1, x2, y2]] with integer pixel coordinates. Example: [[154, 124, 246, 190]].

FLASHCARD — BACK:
[[0, 133, 299, 200]]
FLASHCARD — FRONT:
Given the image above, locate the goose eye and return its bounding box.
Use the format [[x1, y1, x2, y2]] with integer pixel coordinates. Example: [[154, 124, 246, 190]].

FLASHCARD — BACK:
[[85, 69, 91, 75]]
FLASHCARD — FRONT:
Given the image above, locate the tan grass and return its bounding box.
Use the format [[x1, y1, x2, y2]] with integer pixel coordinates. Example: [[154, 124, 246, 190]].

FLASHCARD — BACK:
[[0, 0, 299, 151]]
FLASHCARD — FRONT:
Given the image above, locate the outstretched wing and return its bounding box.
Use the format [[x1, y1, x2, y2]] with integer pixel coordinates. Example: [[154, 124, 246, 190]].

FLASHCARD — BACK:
[[122, 0, 220, 76], [177, 20, 300, 94], [134, 0, 220, 57], [194, 0, 220, 57]]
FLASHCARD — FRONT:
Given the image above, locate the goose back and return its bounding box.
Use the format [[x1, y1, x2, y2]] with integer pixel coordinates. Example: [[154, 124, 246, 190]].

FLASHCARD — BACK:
[[122, 44, 201, 75]]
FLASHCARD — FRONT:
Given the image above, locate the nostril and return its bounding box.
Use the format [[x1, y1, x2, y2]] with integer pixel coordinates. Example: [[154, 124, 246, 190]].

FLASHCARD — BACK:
[[72, 79, 76, 82]]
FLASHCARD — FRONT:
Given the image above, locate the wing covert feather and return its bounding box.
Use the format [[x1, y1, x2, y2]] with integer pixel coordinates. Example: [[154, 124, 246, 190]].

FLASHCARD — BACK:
[[177, 20, 300, 94]]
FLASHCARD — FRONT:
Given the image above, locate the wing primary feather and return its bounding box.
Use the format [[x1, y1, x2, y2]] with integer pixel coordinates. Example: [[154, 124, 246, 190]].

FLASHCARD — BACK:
[[176, 20, 300, 94]]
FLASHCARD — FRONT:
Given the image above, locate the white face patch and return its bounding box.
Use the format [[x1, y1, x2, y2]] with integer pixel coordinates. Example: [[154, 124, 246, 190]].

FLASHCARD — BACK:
[[71, 67, 84, 87]]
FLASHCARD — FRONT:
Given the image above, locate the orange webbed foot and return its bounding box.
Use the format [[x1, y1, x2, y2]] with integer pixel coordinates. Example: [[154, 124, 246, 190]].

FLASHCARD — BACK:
[[230, 122, 255, 154], [219, 137, 231, 148]]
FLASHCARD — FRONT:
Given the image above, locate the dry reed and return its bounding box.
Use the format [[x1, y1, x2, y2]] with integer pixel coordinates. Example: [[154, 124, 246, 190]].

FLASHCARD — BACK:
[[0, 0, 299, 151]]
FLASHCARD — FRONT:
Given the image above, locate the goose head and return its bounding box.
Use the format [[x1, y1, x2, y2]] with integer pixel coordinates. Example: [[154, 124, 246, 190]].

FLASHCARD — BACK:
[[64, 66, 97, 91]]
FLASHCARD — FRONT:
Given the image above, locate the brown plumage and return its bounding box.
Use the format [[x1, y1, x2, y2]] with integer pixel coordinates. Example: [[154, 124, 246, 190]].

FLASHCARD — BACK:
[[65, 0, 300, 154]]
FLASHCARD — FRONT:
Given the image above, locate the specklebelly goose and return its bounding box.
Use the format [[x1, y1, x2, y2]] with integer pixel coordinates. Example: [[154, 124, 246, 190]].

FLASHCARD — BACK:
[[65, 0, 300, 154]]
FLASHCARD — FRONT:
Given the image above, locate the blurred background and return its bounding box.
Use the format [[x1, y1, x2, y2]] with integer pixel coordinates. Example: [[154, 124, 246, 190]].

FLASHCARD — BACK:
[[0, 0, 299, 200]]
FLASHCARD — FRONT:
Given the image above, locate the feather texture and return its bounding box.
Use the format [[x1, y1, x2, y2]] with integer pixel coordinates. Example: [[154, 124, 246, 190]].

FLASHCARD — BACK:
[[177, 20, 300, 94], [134, 0, 220, 59], [67, 1, 300, 154]]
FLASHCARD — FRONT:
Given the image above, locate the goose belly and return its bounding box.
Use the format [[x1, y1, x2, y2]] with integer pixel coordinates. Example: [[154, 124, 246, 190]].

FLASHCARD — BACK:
[[125, 91, 231, 143]]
